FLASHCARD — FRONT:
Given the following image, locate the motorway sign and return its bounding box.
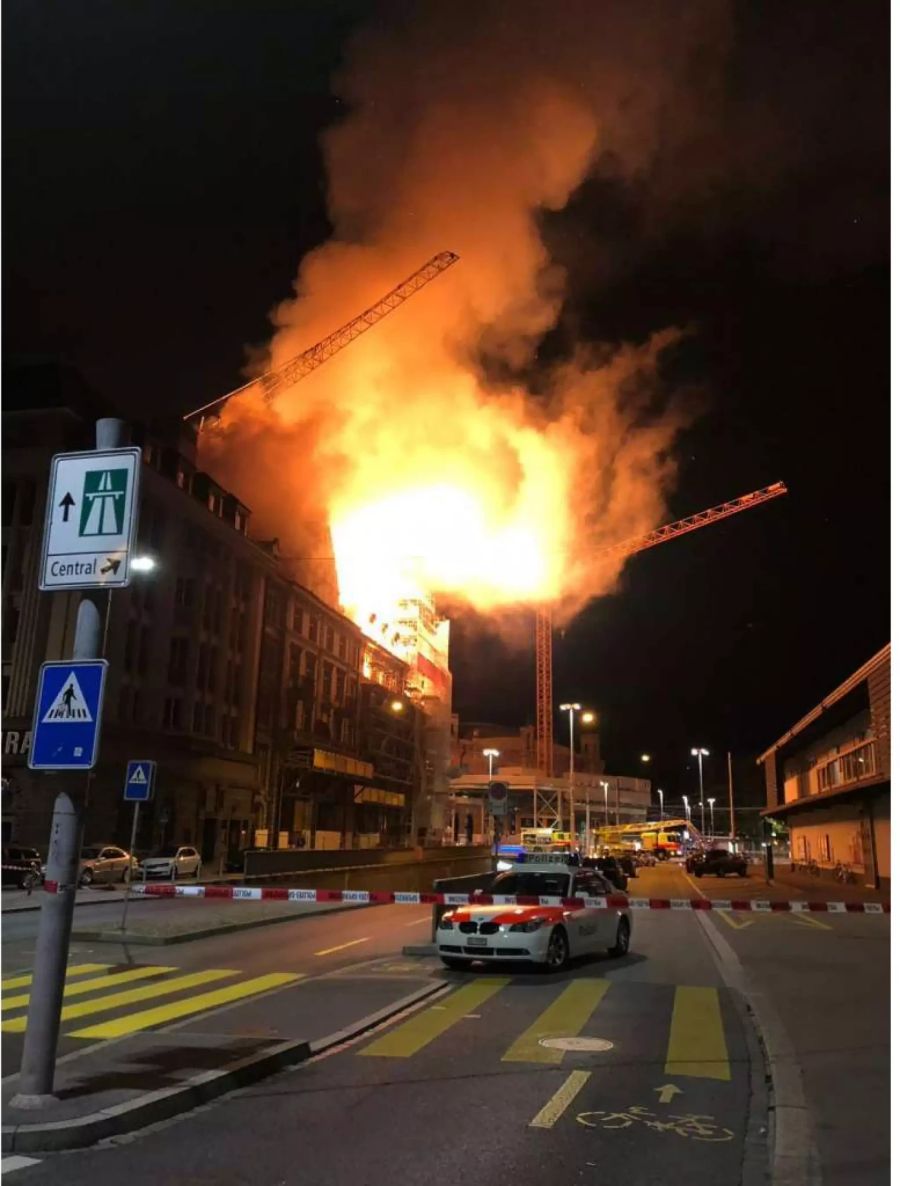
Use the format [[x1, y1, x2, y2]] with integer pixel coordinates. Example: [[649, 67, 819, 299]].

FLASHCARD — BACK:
[[124, 760, 156, 802], [39, 448, 142, 590], [28, 660, 108, 770], [488, 781, 509, 816]]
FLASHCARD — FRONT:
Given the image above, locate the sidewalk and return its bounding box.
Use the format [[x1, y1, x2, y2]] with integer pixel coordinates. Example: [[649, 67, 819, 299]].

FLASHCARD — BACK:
[[1, 874, 247, 915], [746, 862, 888, 903], [71, 896, 368, 944], [2, 955, 446, 1153]]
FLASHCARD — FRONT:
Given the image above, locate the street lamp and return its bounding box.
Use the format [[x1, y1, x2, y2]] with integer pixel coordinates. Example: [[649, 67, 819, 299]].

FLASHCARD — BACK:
[[559, 703, 583, 843], [657, 788, 664, 820], [602, 781, 609, 829], [691, 748, 709, 837], [581, 711, 596, 725], [641, 753, 651, 763], [682, 794, 691, 827], [707, 797, 716, 839], [390, 699, 405, 713], [482, 748, 500, 779], [131, 555, 157, 573]]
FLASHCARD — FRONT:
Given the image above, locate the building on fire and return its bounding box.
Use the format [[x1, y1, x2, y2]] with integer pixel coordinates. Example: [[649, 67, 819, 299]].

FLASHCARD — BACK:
[[1, 362, 447, 860], [758, 644, 890, 890]]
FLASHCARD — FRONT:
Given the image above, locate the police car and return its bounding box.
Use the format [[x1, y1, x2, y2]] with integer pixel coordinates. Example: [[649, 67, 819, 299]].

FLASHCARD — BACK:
[[437, 852, 632, 971]]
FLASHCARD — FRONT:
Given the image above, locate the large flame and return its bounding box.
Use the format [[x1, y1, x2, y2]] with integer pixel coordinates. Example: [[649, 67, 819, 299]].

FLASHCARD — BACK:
[[201, 2, 727, 639]]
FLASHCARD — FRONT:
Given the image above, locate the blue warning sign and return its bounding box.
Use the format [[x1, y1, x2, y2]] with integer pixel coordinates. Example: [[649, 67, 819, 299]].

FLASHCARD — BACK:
[[124, 760, 156, 802], [29, 660, 108, 770]]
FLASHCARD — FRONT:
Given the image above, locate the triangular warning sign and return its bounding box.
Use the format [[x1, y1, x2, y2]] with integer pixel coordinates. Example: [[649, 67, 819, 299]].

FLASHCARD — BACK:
[[42, 673, 93, 724], [128, 765, 148, 784]]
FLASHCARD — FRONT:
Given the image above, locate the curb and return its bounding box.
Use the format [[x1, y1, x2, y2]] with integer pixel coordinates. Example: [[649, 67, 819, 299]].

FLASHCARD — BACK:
[[401, 943, 437, 957], [71, 901, 371, 945], [695, 910, 823, 1186], [2, 980, 446, 1153], [2, 892, 166, 916]]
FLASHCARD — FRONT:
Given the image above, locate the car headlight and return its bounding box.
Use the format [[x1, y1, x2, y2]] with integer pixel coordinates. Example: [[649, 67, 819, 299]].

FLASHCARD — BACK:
[[495, 859, 513, 872], [508, 917, 549, 933], [437, 914, 456, 930]]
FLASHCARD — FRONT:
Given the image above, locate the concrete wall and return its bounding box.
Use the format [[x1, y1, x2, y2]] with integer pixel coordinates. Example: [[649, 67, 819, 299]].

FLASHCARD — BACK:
[[244, 843, 493, 894], [787, 793, 890, 882], [873, 796, 890, 880]]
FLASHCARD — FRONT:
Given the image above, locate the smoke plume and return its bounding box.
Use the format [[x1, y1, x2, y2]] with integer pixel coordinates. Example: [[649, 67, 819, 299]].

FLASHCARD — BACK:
[[202, 0, 731, 622]]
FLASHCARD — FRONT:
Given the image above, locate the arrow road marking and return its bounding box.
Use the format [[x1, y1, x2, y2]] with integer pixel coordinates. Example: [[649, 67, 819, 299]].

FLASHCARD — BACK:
[[654, 1084, 683, 1105]]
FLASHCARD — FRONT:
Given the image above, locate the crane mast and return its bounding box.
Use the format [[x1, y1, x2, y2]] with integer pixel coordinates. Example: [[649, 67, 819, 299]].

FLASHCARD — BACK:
[[184, 250, 459, 424], [535, 480, 788, 776]]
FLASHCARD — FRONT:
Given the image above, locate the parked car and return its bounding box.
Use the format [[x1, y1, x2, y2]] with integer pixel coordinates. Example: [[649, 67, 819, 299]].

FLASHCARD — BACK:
[[140, 845, 202, 880], [617, 853, 637, 878], [79, 845, 137, 885], [2, 845, 43, 888], [582, 855, 629, 892], [635, 851, 657, 868], [688, 848, 748, 878]]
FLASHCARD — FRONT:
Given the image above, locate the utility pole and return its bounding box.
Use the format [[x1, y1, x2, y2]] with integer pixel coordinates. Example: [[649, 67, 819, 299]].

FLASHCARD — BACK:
[[727, 751, 736, 839], [13, 418, 128, 1106]]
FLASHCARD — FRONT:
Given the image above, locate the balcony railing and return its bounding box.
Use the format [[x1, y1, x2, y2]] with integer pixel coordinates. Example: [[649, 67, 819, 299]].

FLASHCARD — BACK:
[[814, 739, 879, 795]]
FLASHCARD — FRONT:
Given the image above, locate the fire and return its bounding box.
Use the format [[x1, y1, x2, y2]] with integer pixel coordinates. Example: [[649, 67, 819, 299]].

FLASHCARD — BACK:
[[199, 3, 718, 639]]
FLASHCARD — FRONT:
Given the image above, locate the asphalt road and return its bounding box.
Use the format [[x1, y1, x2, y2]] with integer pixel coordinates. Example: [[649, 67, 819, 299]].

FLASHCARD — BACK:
[[1, 862, 888, 1184]]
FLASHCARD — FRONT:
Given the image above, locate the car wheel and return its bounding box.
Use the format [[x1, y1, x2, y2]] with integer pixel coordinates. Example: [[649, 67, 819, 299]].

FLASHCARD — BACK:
[[716, 869, 724, 878], [544, 927, 570, 972], [608, 918, 631, 958], [440, 957, 472, 971], [79, 868, 93, 887], [738, 865, 747, 878], [695, 870, 702, 878]]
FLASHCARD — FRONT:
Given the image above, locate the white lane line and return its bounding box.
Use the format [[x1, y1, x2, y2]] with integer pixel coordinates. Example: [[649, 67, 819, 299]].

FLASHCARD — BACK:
[[314, 937, 371, 957], [1, 1155, 42, 1173], [404, 914, 434, 927]]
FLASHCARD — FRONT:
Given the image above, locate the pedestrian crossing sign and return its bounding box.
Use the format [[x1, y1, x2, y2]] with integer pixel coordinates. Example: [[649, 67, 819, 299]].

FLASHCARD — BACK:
[[124, 760, 156, 802], [29, 660, 108, 770]]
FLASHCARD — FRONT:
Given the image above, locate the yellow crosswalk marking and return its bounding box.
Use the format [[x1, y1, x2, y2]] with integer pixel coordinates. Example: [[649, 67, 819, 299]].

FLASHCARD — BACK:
[[360, 979, 508, 1058], [3, 965, 175, 1012], [665, 986, 730, 1080], [2, 964, 110, 992], [67, 973, 301, 1039], [502, 980, 611, 1064], [529, 1070, 592, 1128], [1, 970, 239, 1033]]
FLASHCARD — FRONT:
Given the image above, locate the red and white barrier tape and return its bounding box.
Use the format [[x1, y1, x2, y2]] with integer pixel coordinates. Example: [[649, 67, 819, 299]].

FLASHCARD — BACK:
[[48, 881, 890, 914]]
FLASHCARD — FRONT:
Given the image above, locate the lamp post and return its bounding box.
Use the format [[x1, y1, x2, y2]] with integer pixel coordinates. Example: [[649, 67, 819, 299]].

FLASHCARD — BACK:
[[691, 748, 709, 837], [603, 781, 609, 828], [707, 797, 716, 840], [682, 794, 691, 828], [482, 748, 500, 780], [657, 788, 664, 820], [559, 703, 581, 844]]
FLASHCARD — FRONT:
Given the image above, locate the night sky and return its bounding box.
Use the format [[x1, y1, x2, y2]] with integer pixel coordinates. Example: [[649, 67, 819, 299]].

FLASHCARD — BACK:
[[5, 1, 889, 812]]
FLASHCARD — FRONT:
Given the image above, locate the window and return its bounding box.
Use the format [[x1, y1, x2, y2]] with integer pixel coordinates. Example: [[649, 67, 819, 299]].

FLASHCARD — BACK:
[[288, 645, 301, 686], [322, 662, 334, 701], [307, 614, 318, 643], [340, 717, 351, 745], [132, 690, 142, 724], [204, 704, 214, 735], [193, 701, 204, 734], [325, 625, 335, 653], [207, 648, 217, 692], [2, 481, 15, 526], [4, 606, 20, 646], [163, 697, 183, 730], [338, 634, 347, 660], [124, 621, 137, 672], [17, 481, 35, 527], [175, 577, 195, 608], [302, 651, 317, 680], [335, 670, 346, 705], [168, 637, 188, 685], [294, 700, 305, 732], [292, 603, 304, 633]]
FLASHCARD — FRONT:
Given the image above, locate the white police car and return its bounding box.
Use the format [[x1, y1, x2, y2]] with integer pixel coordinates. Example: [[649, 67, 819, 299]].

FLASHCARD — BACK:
[[437, 853, 632, 971]]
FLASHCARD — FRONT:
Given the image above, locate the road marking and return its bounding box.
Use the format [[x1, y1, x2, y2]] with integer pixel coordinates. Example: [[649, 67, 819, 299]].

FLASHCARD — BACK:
[[0, 1155, 42, 1173], [66, 973, 301, 1039], [665, 986, 730, 1080], [1, 963, 110, 991], [405, 914, 434, 926], [529, 1070, 592, 1128], [1, 970, 238, 1032], [359, 978, 508, 1058], [503, 979, 611, 1064], [788, 911, 831, 931], [314, 937, 371, 956], [717, 912, 755, 931], [2, 965, 176, 1012]]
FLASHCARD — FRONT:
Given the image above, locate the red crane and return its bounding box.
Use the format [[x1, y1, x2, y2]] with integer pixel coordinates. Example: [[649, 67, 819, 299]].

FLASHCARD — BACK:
[[534, 481, 788, 777]]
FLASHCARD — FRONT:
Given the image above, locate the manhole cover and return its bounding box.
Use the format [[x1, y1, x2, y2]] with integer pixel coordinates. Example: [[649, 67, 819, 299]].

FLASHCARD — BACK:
[[539, 1036, 614, 1052]]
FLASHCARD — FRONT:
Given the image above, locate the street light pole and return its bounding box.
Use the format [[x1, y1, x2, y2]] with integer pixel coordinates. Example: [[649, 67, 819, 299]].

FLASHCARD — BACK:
[[691, 747, 709, 838], [708, 797, 716, 840], [559, 703, 580, 843], [603, 781, 609, 829], [657, 788, 664, 820]]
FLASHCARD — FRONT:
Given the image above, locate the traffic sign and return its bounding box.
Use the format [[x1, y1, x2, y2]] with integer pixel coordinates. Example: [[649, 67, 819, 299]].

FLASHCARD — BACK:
[[488, 781, 509, 816], [29, 660, 108, 770], [39, 448, 142, 590], [124, 760, 156, 802]]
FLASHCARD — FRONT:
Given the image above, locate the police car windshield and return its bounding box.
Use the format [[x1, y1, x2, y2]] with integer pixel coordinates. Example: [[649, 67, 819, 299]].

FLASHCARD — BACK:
[[490, 871, 571, 897]]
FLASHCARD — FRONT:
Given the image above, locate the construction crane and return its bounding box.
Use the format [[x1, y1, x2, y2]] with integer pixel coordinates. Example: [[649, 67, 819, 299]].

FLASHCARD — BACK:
[[184, 250, 459, 424], [535, 480, 788, 777]]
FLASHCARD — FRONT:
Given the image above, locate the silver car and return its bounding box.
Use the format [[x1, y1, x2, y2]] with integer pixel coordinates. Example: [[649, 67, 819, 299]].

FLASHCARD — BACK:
[[79, 844, 137, 885], [140, 845, 202, 880]]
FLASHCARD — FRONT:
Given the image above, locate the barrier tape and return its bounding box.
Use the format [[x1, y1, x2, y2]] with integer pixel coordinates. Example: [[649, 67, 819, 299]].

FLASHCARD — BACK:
[[78, 882, 892, 913]]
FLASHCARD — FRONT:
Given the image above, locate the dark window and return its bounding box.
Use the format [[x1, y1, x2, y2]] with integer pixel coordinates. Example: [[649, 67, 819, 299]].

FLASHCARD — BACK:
[[325, 626, 335, 653], [2, 481, 15, 526], [288, 644, 301, 686], [138, 627, 150, 675], [338, 634, 347, 660], [193, 701, 204, 733], [124, 621, 137, 672], [5, 606, 20, 646], [175, 577, 195, 608], [168, 637, 188, 685], [306, 614, 318, 643], [132, 690, 142, 724], [163, 697, 183, 730], [292, 603, 304, 633], [17, 481, 35, 527]]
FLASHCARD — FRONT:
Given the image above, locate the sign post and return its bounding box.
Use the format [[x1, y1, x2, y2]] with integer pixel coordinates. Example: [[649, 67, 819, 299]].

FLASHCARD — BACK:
[[119, 761, 156, 932], [13, 419, 131, 1108], [488, 782, 508, 859]]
